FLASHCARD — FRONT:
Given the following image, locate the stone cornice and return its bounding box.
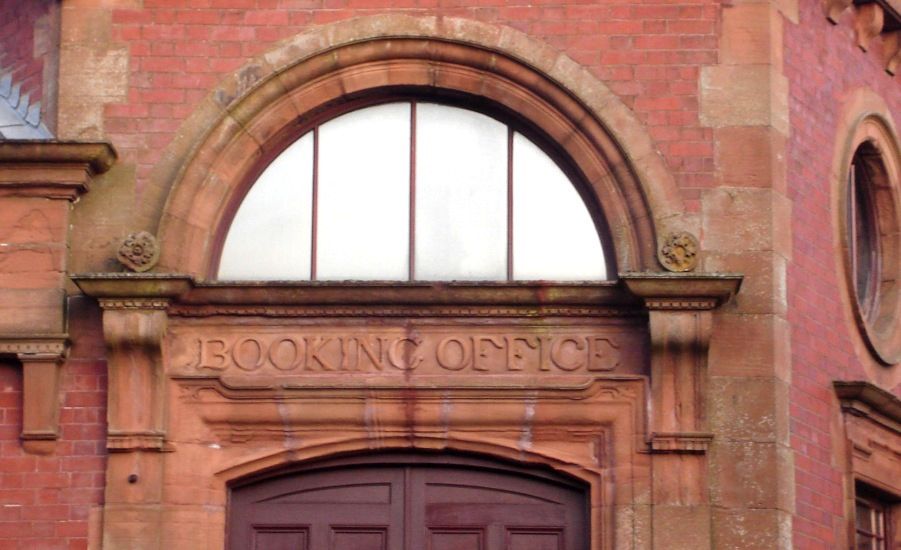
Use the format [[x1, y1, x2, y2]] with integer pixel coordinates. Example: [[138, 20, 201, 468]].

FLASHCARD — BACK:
[[0, 140, 117, 199], [72, 273, 194, 305], [73, 273, 746, 317], [0, 140, 117, 173], [834, 380, 901, 427], [72, 274, 648, 315], [0, 334, 68, 358], [620, 272, 743, 310]]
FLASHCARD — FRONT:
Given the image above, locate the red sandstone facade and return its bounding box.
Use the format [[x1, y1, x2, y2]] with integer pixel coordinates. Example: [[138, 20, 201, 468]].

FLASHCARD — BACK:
[[0, 1, 899, 549]]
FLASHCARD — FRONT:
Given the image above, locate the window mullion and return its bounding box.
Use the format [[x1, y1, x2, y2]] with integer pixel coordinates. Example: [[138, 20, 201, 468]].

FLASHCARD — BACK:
[[410, 101, 417, 282], [850, 162, 857, 298], [311, 126, 319, 281], [507, 127, 514, 281]]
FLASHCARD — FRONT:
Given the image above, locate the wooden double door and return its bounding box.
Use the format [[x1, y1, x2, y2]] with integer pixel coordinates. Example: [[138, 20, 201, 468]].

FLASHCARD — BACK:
[[228, 454, 588, 550]]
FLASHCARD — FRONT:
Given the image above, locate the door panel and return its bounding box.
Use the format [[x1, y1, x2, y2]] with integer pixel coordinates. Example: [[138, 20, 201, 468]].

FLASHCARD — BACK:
[[252, 528, 308, 550], [429, 529, 485, 550], [414, 467, 583, 550], [507, 529, 564, 550], [331, 527, 389, 550], [231, 467, 404, 550], [229, 456, 587, 550]]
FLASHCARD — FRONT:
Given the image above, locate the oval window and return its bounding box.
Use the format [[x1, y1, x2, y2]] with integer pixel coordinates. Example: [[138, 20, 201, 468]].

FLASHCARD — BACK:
[[217, 102, 607, 282], [841, 119, 901, 365]]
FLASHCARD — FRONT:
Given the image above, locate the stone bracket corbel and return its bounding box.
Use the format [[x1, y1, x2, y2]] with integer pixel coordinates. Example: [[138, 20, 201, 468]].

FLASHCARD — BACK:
[[73, 274, 193, 453], [824, 0, 854, 23], [0, 335, 68, 454], [885, 31, 901, 74], [622, 273, 742, 454], [855, 2, 885, 51]]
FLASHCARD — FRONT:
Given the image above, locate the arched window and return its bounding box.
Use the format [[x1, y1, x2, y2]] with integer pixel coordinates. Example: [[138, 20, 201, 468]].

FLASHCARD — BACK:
[[217, 101, 607, 281]]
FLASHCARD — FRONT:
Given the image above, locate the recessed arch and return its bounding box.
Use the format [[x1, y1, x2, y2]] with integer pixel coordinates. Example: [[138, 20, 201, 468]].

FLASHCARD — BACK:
[[227, 450, 590, 550], [154, 15, 685, 277]]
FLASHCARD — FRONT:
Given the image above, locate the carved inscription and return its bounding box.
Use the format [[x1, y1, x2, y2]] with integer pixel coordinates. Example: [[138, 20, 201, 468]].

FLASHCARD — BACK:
[[166, 326, 646, 377]]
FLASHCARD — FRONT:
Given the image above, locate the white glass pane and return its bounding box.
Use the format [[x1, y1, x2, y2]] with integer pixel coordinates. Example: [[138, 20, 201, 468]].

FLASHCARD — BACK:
[[513, 133, 607, 280], [218, 133, 313, 280], [415, 103, 507, 280], [317, 103, 410, 280]]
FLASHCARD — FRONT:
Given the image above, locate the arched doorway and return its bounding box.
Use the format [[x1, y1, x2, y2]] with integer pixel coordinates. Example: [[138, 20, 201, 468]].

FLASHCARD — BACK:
[[70, 16, 740, 550], [228, 453, 588, 550]]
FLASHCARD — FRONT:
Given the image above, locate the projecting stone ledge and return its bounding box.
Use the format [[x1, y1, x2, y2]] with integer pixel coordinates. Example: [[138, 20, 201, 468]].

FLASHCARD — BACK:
[[0, 140, 116, 198]]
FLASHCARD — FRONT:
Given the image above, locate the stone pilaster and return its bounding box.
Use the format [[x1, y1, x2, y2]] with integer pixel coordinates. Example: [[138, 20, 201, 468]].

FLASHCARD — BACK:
[[74, 274, 191, 550], [623, 273, 741, 550]]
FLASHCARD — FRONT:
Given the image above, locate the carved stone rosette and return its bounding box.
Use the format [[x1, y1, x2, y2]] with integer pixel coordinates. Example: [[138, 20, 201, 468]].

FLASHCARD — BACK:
[[658, 231, 700, 273], [117, 231, 160, 273]]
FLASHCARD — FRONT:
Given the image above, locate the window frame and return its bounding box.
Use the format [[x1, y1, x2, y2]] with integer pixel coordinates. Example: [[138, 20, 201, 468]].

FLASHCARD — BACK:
[[838, 115, 901, 367], [212, 93, 613, 283], [854, 481, 898, 550], [835, 381, 901, 550]]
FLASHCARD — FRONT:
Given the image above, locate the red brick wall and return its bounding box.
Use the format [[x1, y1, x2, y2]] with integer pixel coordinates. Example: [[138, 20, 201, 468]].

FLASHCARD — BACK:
[[0, 0, 55, 105], [104, 1, 718, 210], [0, 299, 106, 550], [784, 1, 901, 548]]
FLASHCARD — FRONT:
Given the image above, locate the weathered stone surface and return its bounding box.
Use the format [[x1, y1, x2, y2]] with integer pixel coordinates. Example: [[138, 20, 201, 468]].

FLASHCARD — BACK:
[[700, 65, 789, 134], [702, 188, 792, 259]]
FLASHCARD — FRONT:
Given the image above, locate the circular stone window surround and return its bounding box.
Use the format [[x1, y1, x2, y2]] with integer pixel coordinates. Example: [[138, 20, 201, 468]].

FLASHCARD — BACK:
[[835, 99, 901, 377]]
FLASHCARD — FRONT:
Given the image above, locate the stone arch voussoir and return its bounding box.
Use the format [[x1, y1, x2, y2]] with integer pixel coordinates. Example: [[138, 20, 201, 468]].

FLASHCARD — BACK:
[[153, 14, 684, 277]]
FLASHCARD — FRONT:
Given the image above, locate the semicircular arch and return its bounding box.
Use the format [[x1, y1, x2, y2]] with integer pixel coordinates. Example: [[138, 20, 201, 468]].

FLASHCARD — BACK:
[[154, 15, 684, 276]]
